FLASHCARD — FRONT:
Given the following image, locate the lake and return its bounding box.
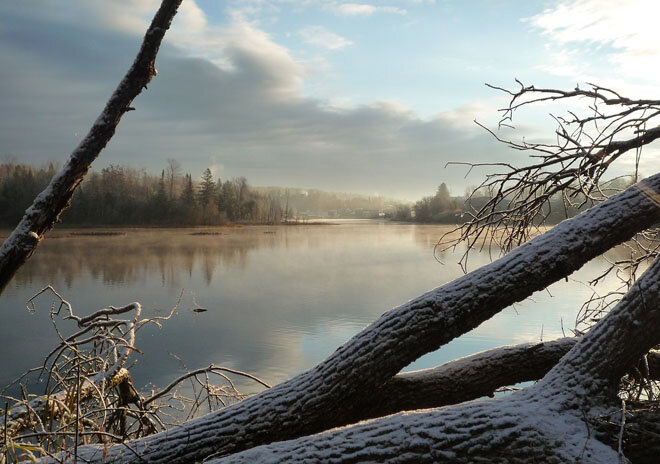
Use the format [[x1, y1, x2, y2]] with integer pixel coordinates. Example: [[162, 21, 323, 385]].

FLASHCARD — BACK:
[[0, 221, 611, 396]]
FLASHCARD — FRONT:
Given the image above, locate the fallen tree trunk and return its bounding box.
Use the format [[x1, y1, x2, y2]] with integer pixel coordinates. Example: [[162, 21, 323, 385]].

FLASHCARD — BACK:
[[361, 337, 580, 419], [68, 174, 660, 463], [0, 0, 182, 296], [367, 339, 660, 421], [205, 248, 660, 463]]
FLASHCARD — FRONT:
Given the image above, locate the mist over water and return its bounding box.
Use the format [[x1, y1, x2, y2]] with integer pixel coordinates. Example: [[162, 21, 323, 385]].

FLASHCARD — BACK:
[[0, 222, 610, 394]]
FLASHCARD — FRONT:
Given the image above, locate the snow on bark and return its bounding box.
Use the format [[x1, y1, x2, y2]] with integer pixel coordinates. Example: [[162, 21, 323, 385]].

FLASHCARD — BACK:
[[538, 253, 660, 405], [208, 391, 619, 464], [65, 175, 660, 464], [204, 253, 660, 464], [368, 338, 660, 421], [360, 337, 580, 419], [0, 0, 182, 295]]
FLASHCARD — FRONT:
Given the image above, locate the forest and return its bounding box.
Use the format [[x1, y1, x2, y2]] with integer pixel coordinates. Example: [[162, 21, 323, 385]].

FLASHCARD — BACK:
[[0, 161, 408, 227], [0, 161, 282, 226]]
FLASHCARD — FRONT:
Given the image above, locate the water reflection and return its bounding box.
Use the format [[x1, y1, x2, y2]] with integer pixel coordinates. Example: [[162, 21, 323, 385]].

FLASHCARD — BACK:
[[0, 223, 615, 394], [7, 229, 282, 288]]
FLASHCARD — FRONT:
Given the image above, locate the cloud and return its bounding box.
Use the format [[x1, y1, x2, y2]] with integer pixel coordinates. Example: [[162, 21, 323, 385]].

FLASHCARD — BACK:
[[526, 0, 660, 94], [299, 26, 353, 50], [335, 3, 407, 16], [0, 0, 517, 200]]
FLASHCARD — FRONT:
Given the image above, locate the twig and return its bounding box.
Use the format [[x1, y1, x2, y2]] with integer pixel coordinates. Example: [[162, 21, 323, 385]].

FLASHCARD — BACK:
[[617, 399, 626, 463]]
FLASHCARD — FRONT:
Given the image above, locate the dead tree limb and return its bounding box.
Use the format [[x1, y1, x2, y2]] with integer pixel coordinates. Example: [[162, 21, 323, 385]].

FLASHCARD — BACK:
[[0, 0, 182, 296], [67, 174, 660, 463], [360, 337, 579, 419], [1, 288, 271, 460], [446, 81, 660, 265], [1, 290, 141, 437], [361, 339, 660, 421]]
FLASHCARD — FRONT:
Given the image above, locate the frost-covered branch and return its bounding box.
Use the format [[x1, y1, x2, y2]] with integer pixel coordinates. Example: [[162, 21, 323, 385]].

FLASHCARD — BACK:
[[345, 336, 660, 422], [361, 337, 579, 419], [0, 0, 182, 296]]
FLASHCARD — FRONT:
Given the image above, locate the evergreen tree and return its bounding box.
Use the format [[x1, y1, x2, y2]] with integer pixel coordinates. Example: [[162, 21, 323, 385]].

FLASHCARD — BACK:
[[151, 169, 169, 223], [197, 168, 216, 207], [180, 173, 196, 206]]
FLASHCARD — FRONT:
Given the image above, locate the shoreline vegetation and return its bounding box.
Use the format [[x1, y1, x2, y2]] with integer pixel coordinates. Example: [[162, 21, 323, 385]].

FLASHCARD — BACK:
[[0, 161, 406, 228], [0, 161, 621, 232]]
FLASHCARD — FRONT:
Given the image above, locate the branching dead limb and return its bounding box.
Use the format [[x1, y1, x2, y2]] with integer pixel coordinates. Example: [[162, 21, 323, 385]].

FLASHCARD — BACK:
[[444, 81, 660, 272], [364, 339, 660, 422]]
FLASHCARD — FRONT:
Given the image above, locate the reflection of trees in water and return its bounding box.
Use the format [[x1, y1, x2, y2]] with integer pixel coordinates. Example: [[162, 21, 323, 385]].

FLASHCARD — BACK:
[[9, 225, 631, 290], [11, 229, 285, 288]]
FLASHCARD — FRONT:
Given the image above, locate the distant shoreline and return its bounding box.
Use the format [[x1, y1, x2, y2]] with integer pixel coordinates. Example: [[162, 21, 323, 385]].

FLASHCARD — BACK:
[[0, 221, 386, 240]]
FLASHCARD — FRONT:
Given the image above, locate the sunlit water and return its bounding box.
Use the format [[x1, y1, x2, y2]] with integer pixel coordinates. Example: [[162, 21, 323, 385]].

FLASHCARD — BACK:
[[0, 221, 615, 395]]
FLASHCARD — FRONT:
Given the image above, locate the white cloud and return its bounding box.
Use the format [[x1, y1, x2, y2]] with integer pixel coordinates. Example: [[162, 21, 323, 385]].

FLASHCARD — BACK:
[[335, 3, 407, 16], [299, 25, 353, 50], [434, 97, 507, 130], [526, 0, 660, 94]]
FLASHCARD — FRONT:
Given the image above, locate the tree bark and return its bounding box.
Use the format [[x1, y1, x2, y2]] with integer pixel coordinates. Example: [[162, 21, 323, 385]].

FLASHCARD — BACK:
[[360, 337, 579, 419], [69, 174, 660, 463], [367, 339, 660, 421], [0, 0, 182, 296]]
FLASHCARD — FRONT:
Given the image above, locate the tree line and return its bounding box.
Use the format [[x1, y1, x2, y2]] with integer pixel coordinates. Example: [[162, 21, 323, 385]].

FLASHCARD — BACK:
[[390, 177, 636, 224], [0, 160, 282, 227], [387, 182, 461, 223]]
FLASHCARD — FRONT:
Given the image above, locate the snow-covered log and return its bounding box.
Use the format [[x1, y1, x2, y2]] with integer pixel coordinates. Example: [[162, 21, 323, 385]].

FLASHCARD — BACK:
[[361, 337, 579, 419], [67, 174, 660, 463], [0, 0, 182, 295], [202, 250, 660, 463], [360, 338, 660, 420]]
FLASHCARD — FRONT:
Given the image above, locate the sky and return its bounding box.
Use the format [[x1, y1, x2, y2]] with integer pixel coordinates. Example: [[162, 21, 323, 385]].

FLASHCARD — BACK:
[[1, 0, 659, 200]]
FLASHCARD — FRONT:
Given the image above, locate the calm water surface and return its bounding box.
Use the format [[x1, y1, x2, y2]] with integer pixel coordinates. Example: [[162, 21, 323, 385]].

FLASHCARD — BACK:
[[0, 221, 610, 394]]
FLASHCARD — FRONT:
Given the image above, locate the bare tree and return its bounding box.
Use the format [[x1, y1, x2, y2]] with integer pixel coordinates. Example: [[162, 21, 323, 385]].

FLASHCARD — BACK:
[[165, 158, 182, 201], [446, 81, 660, 267], [0, 0, 183, 296]]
